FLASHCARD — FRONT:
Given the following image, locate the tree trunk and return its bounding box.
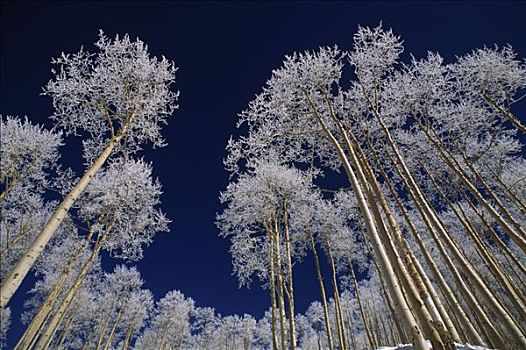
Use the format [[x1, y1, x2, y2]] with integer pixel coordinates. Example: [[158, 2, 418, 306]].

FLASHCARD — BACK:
[[273, 215, 288, 350], [484, 94, 526, 134], [54, 302, 79, 350], [309, 231, 335, 350], [120, 318, 137, 350], [430, 171, 526, 321], [282, 201, 297, 350], [34, 235, 106, 350], [0, 135, 123, 308], [350, 133, 451, 350], [349, 259, 375, 350], [95, 296, 119, 350], [15, 230, 94, 350], [305, 91, 429, 350], [266, 223, 279, 350], [408, 125, 526, 347], [383, 145, 506, 347], [418, 120, 526, 254], [102, 305, 125, 350], [461, 189, 526, 289], [369, 143, 482, 345], [324, 239, 347, 350]]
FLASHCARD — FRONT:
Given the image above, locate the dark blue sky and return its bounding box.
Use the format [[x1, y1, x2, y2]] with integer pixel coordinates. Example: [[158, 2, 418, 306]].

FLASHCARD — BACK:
[[1, 1, 525, 347]]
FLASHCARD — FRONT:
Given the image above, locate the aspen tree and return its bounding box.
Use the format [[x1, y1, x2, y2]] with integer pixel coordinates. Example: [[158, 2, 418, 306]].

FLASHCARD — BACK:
[[0, 32, 177, 308], [22, 158, 168, 349]]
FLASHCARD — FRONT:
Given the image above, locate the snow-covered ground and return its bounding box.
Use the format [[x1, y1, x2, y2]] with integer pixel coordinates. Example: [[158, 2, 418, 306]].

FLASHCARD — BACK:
[[378, 342, 493, 350]]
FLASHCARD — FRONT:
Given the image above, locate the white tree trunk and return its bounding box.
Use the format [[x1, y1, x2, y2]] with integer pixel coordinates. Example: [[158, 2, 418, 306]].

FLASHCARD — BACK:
[[0, 136, 121, 308], [304, 93, 429, 350], [309, 231, 335, 350], [282, 202, 297, 350]]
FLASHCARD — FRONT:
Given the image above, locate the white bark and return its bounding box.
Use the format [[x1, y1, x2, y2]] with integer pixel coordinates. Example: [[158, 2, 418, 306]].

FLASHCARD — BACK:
[[304, 93, 429, 350], [0, 136, 121, 308]]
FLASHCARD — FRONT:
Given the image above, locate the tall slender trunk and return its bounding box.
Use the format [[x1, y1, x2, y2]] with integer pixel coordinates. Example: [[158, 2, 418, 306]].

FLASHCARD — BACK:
[[344, 307, 357, 350], [266, 223, 279, 350], [324, 239, 346, 350], [349, 131, 451, 350], [26, 308, 53, 350], [367, 140, 481, 345], [34, 234, 107, 350], [15, 229, 95, 350], [54, 302, 79, 350], [362, 89, 526, 346], [366, 300, 381, 347], [429, 168, 526, 321], [282, 201, 297, 350], [409, 123, 526, 347], [121, 318, 138, 350], [383, 144, 505, 347], [418, 120, 526, 254], [304, 91, 428, 350], [0, 132, 125, 308], [455, 143, 526, 239], [102, 305, 125, 350], [484, 94, 526, 134], [349, 259, 375, 350], [460, 187, 526, 288], [95, 296, 119, 350], [308, 231, 334, 350], [273, 215, 288, 350], [366, 246, 407, 344], [488, 167, 526, 215]]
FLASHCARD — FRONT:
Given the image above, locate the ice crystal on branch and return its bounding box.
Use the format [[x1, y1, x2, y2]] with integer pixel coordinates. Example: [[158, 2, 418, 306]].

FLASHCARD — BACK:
[[43, 31, 179, 164]]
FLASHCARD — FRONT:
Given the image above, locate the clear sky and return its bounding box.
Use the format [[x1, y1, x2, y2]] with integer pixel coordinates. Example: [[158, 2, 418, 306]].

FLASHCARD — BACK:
[[1, 1, 525, 347]]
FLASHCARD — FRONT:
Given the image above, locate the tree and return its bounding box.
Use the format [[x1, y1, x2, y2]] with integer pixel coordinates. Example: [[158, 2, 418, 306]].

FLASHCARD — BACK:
[[225, 26, 430, 350], [0, 115, 62, 285], [20, 157, 169, 350], [0, 308, 10, 350], [224, 23, 526, 349], [0, 31, 178, 308], [134, 290, 195, 350], [218, 159, 319, 350], [0, 115, 62, 203]]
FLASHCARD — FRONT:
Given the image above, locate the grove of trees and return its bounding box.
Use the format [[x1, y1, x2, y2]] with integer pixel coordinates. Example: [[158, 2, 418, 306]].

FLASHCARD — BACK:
[[1, 24, 525, 350]]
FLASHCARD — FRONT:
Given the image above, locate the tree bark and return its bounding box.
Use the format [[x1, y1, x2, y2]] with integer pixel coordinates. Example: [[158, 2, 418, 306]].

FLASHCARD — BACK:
[[304, 91, 429, 350], [34, 234, 106, 350], [14, 229, 94, 350], [324, 240, 347, 350], [282, 201, 297, 350], [266, 223, 279, 350], [309, 231, 334, 350], [349, 259, 375, 350], [272, 215, 288, 350], [0, 134, 123, 308]]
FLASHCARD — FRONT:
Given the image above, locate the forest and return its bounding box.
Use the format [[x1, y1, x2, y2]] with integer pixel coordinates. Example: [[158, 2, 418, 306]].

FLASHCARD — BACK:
[[1, 23, 525, 350]]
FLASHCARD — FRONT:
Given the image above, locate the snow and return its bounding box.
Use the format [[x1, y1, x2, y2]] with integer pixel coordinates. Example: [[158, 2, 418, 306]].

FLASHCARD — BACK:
[[378, 343, 494, 350]]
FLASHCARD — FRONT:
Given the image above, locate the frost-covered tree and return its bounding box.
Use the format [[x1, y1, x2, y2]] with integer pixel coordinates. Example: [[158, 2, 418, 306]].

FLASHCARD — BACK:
[[225, 28, 430, 350], [22, 158, 168, 350], [134, 290, 195, 350], [187, 307, 220, 350], [0, 116, 62, 288], [0, 193, 56, 281], [86, 266, 151, 350], [14, 230, 96, 350], [1, 31, 178, 308], [224, 23, 526, 350], [218, 159, 319, 350], [0, 308, 10, 350], [0, 116, 62, 202]]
